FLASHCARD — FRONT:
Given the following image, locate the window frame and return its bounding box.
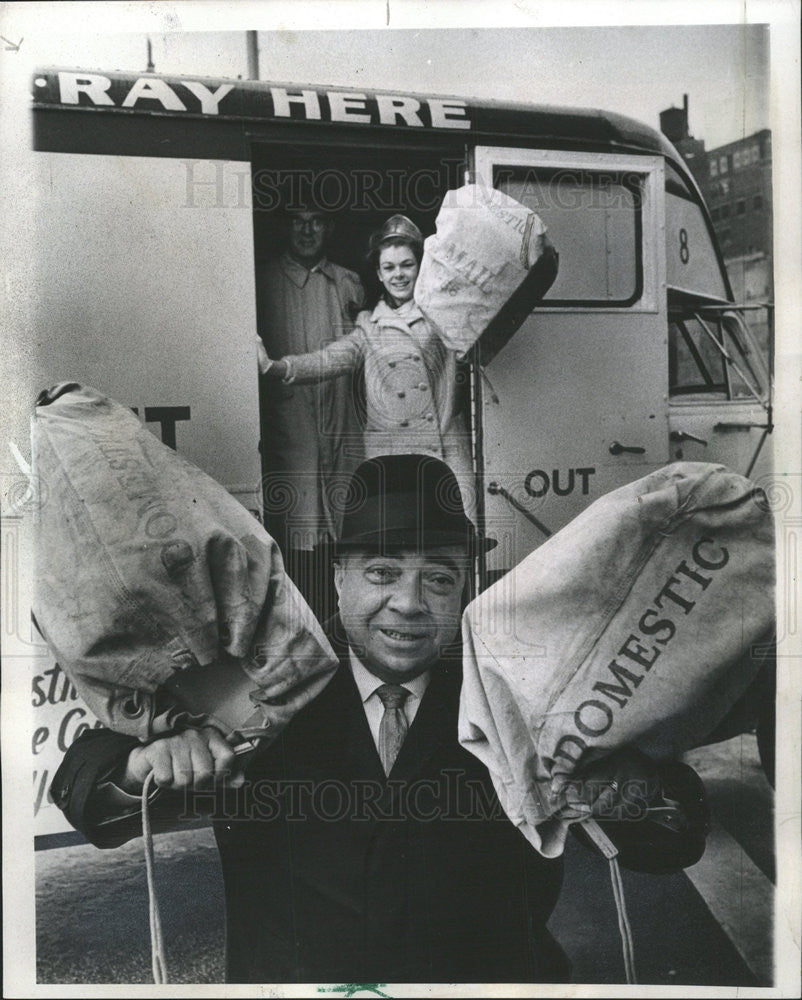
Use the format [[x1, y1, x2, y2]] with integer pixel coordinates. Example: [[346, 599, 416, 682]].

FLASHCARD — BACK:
[[474, 146, 664, 313], [668, 307, 769, 407], [669, 315, 729, 399], [492, 164, 644, 307]]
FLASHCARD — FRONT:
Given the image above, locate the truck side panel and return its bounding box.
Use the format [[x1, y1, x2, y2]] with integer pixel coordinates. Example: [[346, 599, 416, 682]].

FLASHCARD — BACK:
[[22, 152, 261, 840]]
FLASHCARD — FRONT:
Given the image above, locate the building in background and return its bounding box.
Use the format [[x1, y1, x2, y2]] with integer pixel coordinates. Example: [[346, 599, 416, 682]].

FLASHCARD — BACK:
[[702, 129, 773, 309], [660, 95, 708, 187], [660, 98, 773, 349]]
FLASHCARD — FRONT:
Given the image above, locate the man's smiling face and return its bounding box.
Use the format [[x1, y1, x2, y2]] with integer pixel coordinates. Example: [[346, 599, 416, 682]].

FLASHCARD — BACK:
[[333, 547, 468, 683]]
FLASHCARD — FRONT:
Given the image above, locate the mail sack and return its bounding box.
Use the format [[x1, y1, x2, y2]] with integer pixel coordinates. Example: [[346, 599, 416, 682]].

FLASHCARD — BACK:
[[32, 383, 338, 744], [458, 462, 775, 857], [414, 183, 550, 355]]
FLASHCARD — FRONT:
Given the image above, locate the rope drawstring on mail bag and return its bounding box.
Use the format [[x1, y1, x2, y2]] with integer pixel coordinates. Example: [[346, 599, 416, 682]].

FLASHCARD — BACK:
[[583, 818, 637, 984], [141, 771, 168, 984], [610, 853, 637, 983]]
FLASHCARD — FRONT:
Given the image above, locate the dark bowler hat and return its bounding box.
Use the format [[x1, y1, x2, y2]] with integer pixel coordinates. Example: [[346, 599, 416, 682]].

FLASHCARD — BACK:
[[334, 454, 496, 555]]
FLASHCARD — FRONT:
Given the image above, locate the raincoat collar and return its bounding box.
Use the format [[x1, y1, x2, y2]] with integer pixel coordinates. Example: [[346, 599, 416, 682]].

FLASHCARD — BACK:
[[280, 252, 339, 288], [370, 296, 426, 329]]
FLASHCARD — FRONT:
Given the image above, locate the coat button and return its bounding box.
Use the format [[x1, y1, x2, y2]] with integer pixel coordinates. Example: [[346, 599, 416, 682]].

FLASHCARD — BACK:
[[425, 414, 434, 422], [418, 382, 428, 391], [388, 361, 396, 368], [397, 391, 406, 398], [412, 355, 421, 362], [400, 420, 409, 427]]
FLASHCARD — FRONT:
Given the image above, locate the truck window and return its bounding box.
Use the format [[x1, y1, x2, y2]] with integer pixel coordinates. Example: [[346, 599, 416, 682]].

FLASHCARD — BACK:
[[669, 316, 727, 398], [669, 312, 766, 401], [495, 167, 642, 305]]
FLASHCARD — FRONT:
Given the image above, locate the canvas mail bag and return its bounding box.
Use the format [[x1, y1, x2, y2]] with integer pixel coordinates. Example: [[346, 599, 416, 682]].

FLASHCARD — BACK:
[[459, 462, 775, 857], [414, 183, 550, 355], [32, 384, 338, 745]]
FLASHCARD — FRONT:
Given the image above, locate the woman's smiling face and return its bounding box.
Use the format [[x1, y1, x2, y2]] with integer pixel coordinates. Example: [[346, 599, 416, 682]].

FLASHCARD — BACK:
[[377, 243, 420, 307]]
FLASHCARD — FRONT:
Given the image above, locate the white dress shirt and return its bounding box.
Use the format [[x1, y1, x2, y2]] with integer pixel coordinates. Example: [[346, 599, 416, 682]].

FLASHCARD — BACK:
[[349, 652, 431, 751]]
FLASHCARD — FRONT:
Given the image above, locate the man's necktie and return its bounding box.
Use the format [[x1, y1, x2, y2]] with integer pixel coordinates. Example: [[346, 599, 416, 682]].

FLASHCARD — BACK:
[[376, 683, 410, 776]]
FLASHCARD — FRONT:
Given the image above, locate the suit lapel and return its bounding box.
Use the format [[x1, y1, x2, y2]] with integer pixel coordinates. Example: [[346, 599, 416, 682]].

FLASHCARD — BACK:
[[317, 626, 387, 782], [388, 655, 462, 784], [336, 663, 388, 782]]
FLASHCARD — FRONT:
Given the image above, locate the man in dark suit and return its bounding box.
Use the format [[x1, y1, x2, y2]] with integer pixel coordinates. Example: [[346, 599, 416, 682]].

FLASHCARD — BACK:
[[51, 454, 703, 983]]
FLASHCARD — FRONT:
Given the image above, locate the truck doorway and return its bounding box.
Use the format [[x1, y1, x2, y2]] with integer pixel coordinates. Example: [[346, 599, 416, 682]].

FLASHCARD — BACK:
[[250, 140, 465, 617]]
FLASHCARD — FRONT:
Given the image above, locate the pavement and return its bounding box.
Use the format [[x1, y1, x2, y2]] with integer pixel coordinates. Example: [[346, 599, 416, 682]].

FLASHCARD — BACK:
[[34, 733, 775, 988], [35, 825, 226, 984]]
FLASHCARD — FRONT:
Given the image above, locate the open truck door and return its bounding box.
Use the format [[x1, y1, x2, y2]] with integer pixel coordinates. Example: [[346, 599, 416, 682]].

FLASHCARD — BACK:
[[472, 148, 670, 579]]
